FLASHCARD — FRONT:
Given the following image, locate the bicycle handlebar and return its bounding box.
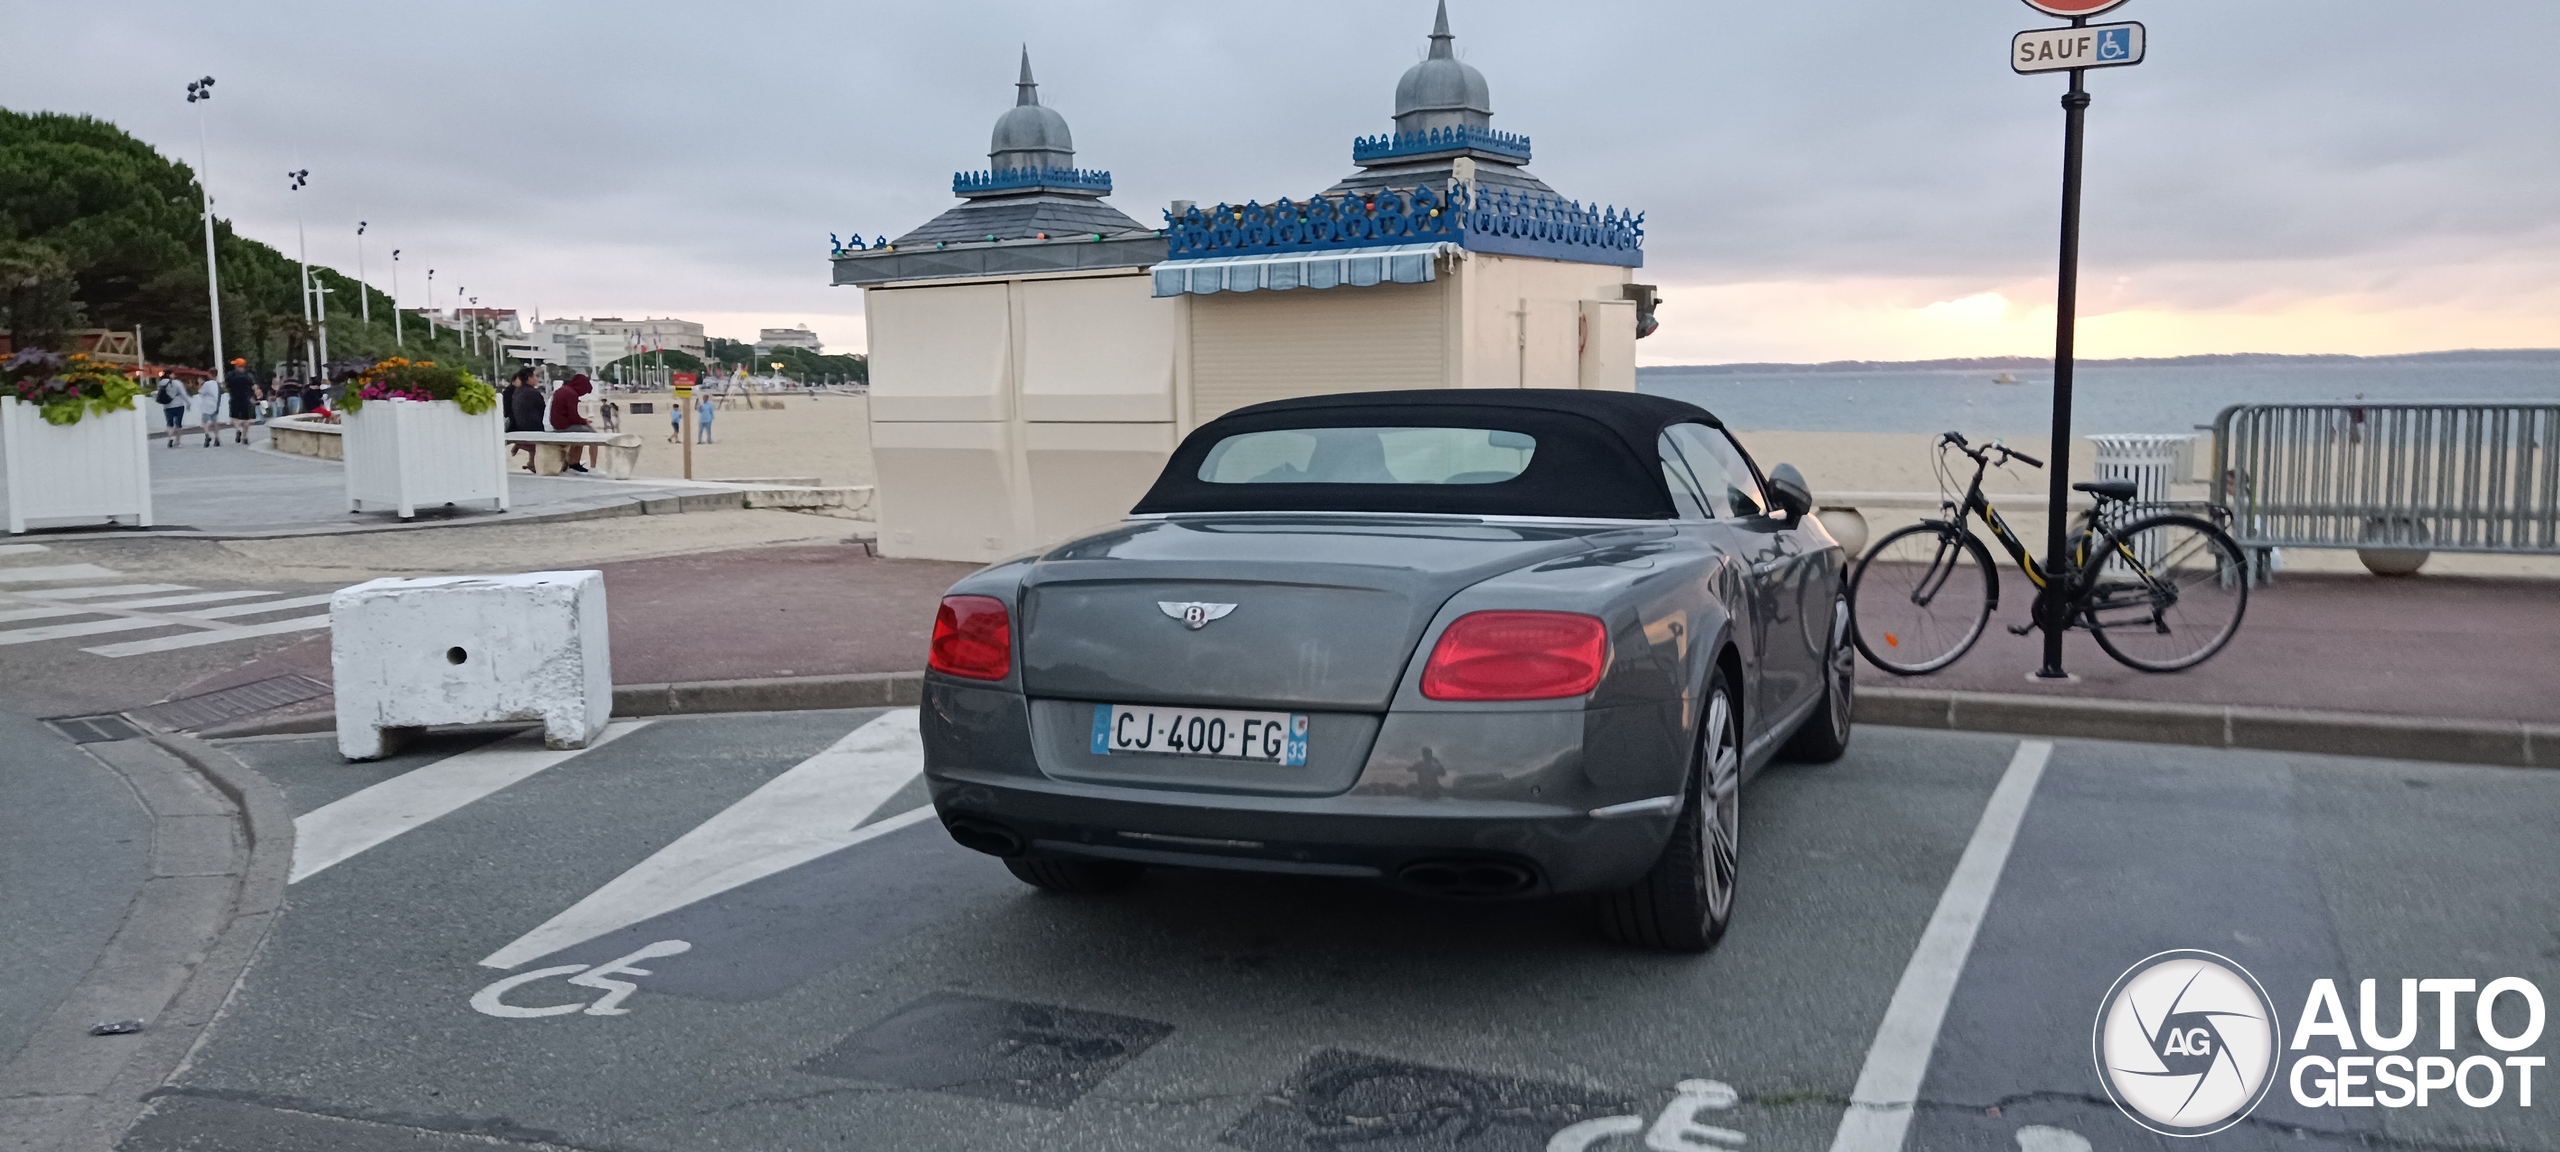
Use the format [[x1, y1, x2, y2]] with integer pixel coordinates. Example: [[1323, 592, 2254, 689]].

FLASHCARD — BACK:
[[1940, 431, 2043, 470]]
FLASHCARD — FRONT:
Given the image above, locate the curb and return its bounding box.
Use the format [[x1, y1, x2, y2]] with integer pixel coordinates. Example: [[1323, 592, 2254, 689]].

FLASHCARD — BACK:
[[201, 671, 928, 738], [0, 734, 294, 1151], [130, 488, 754, 541], [1857, 687, 2554, 769]]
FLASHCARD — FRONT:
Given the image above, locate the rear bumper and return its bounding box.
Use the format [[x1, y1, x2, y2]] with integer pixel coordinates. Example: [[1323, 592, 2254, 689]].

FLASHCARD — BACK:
[[923, 679, 1687, 895]]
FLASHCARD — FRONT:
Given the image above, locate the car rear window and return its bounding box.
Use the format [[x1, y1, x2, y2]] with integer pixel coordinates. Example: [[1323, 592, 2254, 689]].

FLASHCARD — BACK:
[[1198, 427, 1536, 486], [1131, 399, 1688, 520]]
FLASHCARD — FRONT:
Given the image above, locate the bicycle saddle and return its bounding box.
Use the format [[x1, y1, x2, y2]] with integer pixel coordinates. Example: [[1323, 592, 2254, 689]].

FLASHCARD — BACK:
[[2073, 479, 2139, 501]]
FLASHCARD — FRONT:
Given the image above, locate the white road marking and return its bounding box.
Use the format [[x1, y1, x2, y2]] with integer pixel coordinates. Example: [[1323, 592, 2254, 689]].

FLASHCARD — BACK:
[[289, 720, 654, 884], [0, 616, 191, 645], [1828, 740, 2053, 1152], [80, 614, 332, 657], [478, 709, 928, 970], [2014, 1125, 2091, 1152], [0, 563, 124, 583], [2, 583, 193, 601], [0, 544, 51, 556], [0, 590, 271, 624], [180, 593, 339, 620]]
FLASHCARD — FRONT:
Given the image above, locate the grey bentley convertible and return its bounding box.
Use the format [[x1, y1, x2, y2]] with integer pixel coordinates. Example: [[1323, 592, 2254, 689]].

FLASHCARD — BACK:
[[920, 389, 1852, 951]]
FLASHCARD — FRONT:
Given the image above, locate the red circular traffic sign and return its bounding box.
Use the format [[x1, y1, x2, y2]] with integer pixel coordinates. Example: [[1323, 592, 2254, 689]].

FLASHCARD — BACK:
[[2023, 0, 2130, 16]]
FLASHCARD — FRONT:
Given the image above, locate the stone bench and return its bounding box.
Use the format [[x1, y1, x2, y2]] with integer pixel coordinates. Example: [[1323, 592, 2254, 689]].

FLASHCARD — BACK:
[[507, 432, 642, 480]]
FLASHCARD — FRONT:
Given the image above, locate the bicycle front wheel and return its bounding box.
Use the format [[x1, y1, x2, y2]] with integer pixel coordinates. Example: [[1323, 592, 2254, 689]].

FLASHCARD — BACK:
[[2081, 513, 2249, 672], [1849, 522, 1995, 675]]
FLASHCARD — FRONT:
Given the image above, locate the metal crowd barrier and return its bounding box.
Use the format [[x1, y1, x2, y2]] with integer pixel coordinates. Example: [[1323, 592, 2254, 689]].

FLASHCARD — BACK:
[[2211, 403, 2560, 555]]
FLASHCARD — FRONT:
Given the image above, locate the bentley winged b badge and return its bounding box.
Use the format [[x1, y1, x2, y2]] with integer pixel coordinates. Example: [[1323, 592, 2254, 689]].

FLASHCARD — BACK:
[[1159, 602, 1237, 630]]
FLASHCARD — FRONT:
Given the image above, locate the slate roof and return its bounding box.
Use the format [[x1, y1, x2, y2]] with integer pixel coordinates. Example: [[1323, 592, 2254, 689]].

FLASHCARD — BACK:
[[891, 194, 1151, 248]]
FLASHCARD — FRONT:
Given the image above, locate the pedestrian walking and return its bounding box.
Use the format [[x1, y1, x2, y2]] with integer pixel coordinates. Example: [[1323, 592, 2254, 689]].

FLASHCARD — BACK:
[[598, 396, 620, 432], [668, 395, 683, 443], [278, 377, 303, 415], [695, 392, 715, 443], [154, 372, 188, 446], [548, 373, 600, 473], [224, 358, 257, 444], [192, 374, 226, 446]]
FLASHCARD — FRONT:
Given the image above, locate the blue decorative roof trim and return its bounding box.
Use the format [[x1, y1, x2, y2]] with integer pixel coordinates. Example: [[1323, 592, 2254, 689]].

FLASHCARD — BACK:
[[952, 166, 1113, 196], [1162, 184, 1641, 268], [1352, 125, 1531, 163]]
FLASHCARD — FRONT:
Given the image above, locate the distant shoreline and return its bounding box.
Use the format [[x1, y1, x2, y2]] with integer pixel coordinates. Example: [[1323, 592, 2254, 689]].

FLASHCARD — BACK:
[[1639, 349, 2560, 376]]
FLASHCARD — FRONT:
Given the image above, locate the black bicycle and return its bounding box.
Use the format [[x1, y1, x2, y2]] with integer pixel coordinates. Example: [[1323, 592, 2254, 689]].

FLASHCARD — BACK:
[[1848, 432, 2249, 675]]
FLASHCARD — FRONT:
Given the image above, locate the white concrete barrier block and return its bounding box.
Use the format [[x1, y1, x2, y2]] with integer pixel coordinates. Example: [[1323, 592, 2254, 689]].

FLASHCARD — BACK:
[[331, 570, 612, 760]]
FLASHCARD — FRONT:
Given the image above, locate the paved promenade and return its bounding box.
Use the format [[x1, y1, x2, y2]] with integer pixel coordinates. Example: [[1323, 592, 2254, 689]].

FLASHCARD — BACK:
[[1888, 571, 2559, 724], [152, 545, 2560, 737]]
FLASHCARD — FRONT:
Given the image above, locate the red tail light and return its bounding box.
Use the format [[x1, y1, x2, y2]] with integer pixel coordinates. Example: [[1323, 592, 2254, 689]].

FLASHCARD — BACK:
[[1420, 611, 1609, 701], [929, 595, 1012, 680]]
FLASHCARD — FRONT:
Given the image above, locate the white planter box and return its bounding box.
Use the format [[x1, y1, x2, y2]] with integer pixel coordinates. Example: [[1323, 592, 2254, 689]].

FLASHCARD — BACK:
[[342, 399, 509, 518], [1, 400, 154, 534]]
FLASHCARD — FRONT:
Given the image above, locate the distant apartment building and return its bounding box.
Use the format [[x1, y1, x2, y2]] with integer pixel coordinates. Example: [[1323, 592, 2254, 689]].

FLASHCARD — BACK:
[[452, 307, 524, 337], [588, 317, 707, 359], [506, 319, 629, 370], [754, 326, 823, 355]]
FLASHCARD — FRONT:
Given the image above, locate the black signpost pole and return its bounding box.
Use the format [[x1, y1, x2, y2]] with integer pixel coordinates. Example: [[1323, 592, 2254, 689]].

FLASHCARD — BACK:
[[2035, 20, 2091, 680]]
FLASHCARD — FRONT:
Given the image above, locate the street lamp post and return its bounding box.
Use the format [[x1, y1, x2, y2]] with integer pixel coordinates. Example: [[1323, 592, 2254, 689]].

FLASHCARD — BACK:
[[185, 76, 224, 377], [356, 221, 370, 325], [314, 281, 333, 369], [289, 169, 314, 380], [425, 268, 435, 348], [391, 250, 402, 347]]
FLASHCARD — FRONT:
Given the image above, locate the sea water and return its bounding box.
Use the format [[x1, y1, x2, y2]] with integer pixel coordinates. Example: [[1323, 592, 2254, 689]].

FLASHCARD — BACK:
[[1640, 358, 2560, 434]]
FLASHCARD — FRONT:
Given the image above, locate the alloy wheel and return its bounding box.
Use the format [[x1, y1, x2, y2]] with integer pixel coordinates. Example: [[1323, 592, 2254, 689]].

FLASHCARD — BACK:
[[1701, 691, 1739, 926]]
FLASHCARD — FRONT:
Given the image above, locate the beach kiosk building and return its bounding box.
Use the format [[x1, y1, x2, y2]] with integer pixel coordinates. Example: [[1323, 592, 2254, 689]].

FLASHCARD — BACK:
[[833, 5, 1653, 561]]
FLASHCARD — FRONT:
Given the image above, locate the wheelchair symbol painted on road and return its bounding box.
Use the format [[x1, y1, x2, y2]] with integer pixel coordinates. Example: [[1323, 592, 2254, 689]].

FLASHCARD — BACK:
[[470, 940, 691, 1019], [1547, 1078, 1744, 1151]]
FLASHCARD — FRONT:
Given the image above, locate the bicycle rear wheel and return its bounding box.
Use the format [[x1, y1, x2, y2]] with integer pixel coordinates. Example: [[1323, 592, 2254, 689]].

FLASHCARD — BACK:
[[1849, 522, 1995, 675], [2081, 513, 2249, 672]]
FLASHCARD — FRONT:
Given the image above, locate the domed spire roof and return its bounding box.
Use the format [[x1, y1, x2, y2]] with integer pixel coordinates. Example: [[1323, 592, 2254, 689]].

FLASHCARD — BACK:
[[989, 48, 1074, 170], [1392, 1, 1492, 133]]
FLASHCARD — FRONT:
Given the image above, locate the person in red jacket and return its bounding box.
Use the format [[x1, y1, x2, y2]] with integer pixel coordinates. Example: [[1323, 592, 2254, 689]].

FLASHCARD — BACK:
[[548, 373, 598, 473]]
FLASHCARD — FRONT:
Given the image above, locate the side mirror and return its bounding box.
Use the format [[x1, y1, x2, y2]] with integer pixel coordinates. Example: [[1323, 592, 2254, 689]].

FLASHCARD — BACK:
[[1765, 463, 1813, 521]]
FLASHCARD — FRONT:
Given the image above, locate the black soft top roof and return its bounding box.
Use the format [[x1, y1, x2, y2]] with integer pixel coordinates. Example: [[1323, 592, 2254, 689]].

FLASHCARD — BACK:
[[1130, 388, 1723, 520]]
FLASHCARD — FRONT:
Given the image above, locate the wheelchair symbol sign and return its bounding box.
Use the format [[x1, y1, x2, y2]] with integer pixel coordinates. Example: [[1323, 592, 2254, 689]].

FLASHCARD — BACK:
[[2095, 27, 2132, 62]]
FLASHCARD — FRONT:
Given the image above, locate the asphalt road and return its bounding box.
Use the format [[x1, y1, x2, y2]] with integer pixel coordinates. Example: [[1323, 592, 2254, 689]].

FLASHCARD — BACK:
[[114, 717, 2558, 1152]]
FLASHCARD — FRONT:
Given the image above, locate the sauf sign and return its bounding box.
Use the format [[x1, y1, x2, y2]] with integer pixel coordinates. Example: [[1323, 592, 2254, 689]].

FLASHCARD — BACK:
[[2014, 23, 2145, 74]]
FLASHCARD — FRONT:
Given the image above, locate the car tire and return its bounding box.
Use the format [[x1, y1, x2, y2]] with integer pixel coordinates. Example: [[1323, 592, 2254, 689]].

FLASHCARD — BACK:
[[1003, 856, 1143, 894], [1779, 594, 1855, 764], [1598, 673, 1740, 953]]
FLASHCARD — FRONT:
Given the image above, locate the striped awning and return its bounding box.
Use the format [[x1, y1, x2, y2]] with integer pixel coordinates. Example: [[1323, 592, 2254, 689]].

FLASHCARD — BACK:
[[1150, 242, 1454, 298]]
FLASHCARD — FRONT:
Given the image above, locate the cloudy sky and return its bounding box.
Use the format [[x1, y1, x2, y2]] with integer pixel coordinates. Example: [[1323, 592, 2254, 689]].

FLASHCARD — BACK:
[[6, 1, 2553, 364]]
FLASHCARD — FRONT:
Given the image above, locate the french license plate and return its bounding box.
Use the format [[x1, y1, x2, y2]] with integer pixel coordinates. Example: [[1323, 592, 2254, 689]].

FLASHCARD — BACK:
[[1091, 704, 1308, 765]]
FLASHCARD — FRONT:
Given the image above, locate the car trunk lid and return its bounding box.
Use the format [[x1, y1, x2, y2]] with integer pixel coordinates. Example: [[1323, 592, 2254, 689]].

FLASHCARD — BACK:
[[1017, 516, 1616, 710]]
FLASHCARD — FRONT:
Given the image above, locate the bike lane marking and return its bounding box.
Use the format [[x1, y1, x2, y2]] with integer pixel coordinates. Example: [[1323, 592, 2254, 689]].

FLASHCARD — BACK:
[[477, 707, 926, 970], [289, 719, 656, 883], [1829, 739, 2052, 1152]]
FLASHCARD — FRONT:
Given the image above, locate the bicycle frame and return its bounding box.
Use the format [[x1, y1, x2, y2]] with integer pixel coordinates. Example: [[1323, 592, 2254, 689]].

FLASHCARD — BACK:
[[1935, 445, 2080, 593]]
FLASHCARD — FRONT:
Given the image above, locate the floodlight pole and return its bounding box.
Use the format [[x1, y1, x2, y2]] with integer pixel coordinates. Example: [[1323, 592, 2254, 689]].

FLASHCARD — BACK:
[[2035, 20, 2090, 680]]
